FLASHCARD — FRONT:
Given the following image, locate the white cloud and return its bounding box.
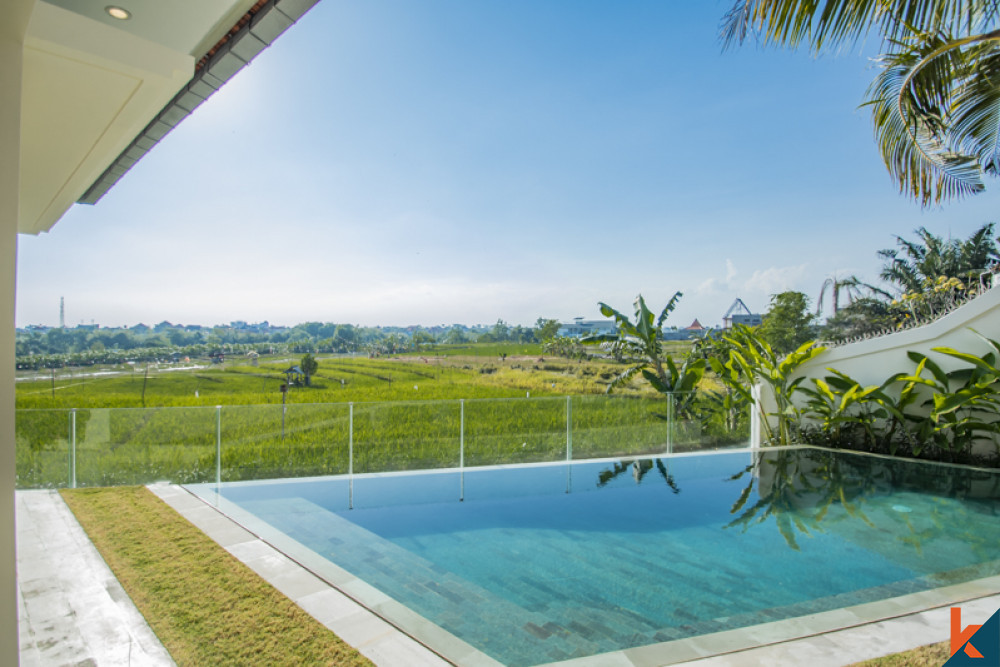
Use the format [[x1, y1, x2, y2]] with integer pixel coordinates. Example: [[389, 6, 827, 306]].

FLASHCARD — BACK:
[[691, 259, 806, 298], [743, 264, 808, 296], [725, 258, 738, 284], [693, 277, 720, 297]]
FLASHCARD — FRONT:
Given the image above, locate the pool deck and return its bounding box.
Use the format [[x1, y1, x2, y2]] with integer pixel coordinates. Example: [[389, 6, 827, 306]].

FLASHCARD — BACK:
[[16, 485, 1000, 666], [16, 489, 173, 666]]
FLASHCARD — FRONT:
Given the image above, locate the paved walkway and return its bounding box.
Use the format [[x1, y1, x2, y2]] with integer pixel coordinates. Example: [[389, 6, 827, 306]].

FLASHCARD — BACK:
[[16, 490, 173, 666]]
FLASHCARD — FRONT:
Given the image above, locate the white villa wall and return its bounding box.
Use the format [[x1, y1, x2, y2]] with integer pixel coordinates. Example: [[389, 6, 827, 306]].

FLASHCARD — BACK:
[[754, 285, 1000, 454], [3, 4, 33, 663], [795, 285, 1000, 386]]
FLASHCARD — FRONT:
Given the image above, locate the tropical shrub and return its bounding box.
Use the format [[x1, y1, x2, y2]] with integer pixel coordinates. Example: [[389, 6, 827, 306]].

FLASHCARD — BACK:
[[797, 331, 1000, 465], [582, 293, 706, 418], [711, 324, 825, 447]]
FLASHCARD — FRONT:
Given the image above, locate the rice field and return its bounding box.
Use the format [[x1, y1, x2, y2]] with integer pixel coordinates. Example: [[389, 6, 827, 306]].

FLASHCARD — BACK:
[[15, 350, 748, 489]]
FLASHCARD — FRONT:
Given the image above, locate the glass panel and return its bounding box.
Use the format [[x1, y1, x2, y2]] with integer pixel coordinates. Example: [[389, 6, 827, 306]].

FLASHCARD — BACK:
[[570, 394, 671, 460], [221, 403, 351, 481], [353, 400, 461, 473], [75, 407, 217, 486], [464, 397, 566, 467], [15, 409, 71, 489], [679, 390, 752, 452]]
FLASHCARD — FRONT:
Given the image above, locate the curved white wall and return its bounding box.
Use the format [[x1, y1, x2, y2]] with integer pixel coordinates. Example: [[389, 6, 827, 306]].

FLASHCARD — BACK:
[[796, 285, 1000, 386], [753, 285, 1000, 453]]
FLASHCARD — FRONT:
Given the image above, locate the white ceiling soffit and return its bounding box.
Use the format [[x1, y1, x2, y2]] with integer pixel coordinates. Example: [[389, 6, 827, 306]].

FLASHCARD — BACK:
[[19, 0, 319, 235], [41, 0, 259, 58]]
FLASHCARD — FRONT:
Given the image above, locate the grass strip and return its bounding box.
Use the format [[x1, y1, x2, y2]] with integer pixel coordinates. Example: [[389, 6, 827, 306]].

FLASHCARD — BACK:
[[848, 641, 950, 666], [61, 486, 372, 667]]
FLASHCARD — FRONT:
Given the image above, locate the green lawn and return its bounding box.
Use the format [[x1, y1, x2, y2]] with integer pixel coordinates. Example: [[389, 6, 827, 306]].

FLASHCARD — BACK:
[[848, 641, 950, 666], [61, 486, 371, 667]]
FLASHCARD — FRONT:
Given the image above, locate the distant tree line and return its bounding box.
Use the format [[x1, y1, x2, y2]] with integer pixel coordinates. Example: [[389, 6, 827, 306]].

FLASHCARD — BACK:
[[16, 317, 564, 370]]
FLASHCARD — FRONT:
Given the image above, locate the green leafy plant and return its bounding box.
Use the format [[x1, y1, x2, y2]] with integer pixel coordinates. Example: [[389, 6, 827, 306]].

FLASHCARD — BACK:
[[799, 368, 927, 455], [797, 333, 1000, 463], [712, 324, 825, 446], [583, 293, 706, 414]]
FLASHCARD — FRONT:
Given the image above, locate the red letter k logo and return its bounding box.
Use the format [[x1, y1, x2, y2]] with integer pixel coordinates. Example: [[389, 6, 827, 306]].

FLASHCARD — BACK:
[[953, 607, 985, 658]]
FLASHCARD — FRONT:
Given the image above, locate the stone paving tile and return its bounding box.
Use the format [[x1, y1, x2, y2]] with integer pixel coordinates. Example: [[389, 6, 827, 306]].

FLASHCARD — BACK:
[[151, 484, 452, 666], [16, 490, 174, 666]]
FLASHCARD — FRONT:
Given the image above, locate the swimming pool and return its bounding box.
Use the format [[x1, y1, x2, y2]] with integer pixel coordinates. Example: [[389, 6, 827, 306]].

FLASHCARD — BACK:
[[187, 447, 1000, 665]]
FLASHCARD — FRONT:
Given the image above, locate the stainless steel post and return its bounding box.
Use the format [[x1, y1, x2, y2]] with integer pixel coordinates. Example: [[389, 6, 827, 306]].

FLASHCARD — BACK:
[[459, 399, 465, 502], [216, 405, 222, 486], [565, 396, 572, 462], [70, 409, 76, 489], [349, 402, 354, 509]]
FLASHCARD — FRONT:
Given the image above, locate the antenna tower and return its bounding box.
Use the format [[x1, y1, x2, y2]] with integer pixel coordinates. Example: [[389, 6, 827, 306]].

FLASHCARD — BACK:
[[59, 297, 65, 328]]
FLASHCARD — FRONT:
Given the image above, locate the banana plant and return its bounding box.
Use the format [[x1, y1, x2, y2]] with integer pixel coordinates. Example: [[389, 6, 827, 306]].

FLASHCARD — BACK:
[[596, 458, 680, 493], [714, 324, 825, 446], [697, 334, 751, 435], [583, 293, 706, 417]]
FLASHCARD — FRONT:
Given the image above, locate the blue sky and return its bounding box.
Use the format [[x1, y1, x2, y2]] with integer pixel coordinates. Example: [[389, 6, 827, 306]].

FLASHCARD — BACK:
[[16, 0, 1000, 329]]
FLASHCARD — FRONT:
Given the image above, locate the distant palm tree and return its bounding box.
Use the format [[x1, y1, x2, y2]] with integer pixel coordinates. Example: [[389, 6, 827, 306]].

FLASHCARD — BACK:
[[816, 274, 865, 316], [878, 223, 999, 295]]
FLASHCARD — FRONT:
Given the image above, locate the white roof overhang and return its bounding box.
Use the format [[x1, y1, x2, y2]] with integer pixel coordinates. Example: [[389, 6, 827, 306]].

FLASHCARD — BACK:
[[19, 0, 318, 235]]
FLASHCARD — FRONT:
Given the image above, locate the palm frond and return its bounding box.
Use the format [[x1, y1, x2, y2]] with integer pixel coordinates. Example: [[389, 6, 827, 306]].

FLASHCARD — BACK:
[[950, 44, 1000, 175], [722, 0, 1000, 52], [866, 33, 987, 206]]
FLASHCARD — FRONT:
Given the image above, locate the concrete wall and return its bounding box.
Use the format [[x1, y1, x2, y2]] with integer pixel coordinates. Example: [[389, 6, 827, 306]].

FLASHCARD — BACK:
[[3, 4, 35, 664], [753, 285, 1000, 452], [795, 285, 1000, 387]]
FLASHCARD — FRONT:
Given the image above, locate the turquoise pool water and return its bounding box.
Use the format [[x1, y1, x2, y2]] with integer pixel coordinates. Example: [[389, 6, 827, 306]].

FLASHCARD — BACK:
[[188, 448, 1000, 665]]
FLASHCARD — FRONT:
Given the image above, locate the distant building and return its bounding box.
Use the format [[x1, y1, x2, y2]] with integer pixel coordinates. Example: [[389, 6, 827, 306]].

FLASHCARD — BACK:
[[557, 317, 617, 338], [723, 298, 762, 329], [662, 320, 711, 341]]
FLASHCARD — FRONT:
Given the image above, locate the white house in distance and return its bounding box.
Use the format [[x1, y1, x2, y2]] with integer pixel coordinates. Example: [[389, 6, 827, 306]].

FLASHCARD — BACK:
[[557, 317, 617, 338], [2, 1, 320, 661]]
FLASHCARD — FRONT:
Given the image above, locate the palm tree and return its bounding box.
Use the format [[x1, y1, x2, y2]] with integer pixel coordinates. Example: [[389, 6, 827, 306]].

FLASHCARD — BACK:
[[878, 222, 999, 294], [723, 1, 1000, 206], [816, 274, 866, 316]]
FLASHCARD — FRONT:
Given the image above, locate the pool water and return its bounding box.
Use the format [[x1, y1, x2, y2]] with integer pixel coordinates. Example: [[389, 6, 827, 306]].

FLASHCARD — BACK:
[[188, 448, 1000, 665]]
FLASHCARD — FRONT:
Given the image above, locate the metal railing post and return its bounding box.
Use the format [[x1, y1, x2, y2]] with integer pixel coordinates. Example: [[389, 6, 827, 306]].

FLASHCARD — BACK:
[[70, 409, 77, 489], [216, 405, 222, 486], [349, 402, 354, 509], [459, 399, 465, 502], [566, 396, 572, 462], [666, 395, 674, 455]]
